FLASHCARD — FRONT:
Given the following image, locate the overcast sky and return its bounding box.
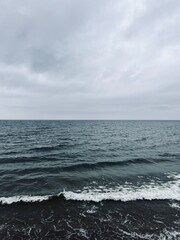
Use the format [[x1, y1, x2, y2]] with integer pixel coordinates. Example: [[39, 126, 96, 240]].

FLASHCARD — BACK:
[[0, 0, 179, 119]]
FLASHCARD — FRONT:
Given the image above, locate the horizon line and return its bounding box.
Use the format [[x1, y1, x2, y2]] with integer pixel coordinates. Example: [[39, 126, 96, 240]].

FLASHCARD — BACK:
[[0, 119, 179, 121]]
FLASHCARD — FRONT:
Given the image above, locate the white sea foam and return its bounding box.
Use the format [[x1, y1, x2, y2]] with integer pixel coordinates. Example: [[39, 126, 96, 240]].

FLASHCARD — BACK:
[[0, 195, 50, 205], [63, 173, 180, 202], [127, 229, 180, 240], [63, 183, 180, 202], [0, 173, 179, 205], [169, 202, 180, 210]]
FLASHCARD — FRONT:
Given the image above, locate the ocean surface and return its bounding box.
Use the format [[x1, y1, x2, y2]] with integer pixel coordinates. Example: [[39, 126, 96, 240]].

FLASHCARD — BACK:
[[0, 120, 179, 239]]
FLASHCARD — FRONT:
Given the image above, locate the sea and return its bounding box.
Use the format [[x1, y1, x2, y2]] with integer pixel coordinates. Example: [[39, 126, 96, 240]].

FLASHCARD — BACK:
[[0, 120, 179, 239]]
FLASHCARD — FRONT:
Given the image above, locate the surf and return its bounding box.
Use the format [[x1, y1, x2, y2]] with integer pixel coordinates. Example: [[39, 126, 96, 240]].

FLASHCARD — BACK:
[[1, 173, 179, 205]]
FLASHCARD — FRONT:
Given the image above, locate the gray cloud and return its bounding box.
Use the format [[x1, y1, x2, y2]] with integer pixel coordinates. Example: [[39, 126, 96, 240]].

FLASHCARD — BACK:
[[0, 0, 180, 119]]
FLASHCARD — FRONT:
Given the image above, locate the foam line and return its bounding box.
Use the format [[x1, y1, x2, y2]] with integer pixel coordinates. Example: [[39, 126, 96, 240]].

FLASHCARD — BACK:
[[0, 174, 179, 205]]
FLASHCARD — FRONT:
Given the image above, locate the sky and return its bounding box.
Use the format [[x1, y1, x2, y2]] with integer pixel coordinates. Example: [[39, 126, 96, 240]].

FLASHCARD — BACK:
[[0, 0, 180, 120]]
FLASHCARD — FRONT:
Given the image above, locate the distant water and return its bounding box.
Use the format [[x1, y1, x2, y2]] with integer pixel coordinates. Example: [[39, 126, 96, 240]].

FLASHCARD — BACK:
[[0, 120, 179, 239]]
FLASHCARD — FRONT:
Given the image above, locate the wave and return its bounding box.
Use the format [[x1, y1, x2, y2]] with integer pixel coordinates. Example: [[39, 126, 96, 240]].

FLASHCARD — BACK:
[[158, 153, 180, 157], [29, 143, 79, 152], [0, 173, 179, 205], [61, 157, 171, 172], [29, 145, 66, 152], [0, 156, 58, 164], [0, 156, 168, 170], [62, 158, 154, 171], [135, 137, 148, 142]]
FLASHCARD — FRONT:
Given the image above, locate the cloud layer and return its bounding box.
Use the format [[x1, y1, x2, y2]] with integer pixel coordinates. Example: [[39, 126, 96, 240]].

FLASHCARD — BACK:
[[0, 0, 180, 119]]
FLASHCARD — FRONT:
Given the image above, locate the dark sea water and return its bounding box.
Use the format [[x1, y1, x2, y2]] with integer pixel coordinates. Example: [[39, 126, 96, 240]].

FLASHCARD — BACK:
[[0, 120, 180, 239]]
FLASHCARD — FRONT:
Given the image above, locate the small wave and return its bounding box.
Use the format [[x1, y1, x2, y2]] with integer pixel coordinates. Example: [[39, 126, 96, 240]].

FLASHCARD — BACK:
[[135, 137, 148, 142], [0, 157, 164, 170], [0, 173, 179, 205], [1, 151, 21, 156], [61, 157, 170, 171], [29, 143, 73, 152], [30, 146, 59, 152], [61, 158, 153, 171], [159, 153, 180, 157], [0, 156, 58, 164]]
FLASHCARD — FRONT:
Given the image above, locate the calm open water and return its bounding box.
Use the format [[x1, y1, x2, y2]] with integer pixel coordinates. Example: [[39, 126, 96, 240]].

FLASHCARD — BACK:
[[0, 120, 180, 239]]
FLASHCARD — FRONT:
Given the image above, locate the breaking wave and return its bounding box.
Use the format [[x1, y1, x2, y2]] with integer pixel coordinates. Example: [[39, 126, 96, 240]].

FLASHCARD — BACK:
[[0, 173, 179, 205]]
